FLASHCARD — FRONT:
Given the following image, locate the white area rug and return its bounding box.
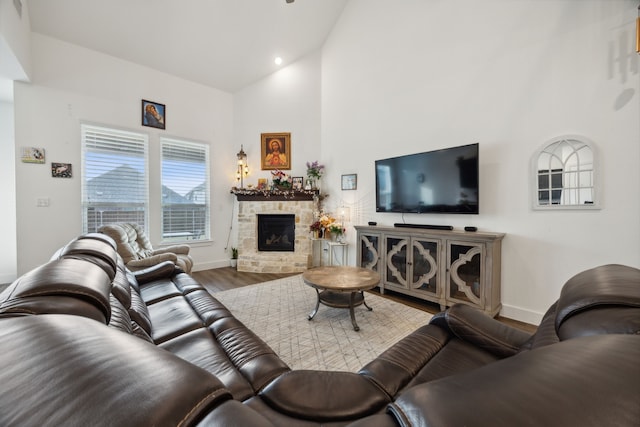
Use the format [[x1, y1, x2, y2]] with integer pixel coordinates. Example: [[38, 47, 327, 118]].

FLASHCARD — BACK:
[[214, 275, 432, 372]]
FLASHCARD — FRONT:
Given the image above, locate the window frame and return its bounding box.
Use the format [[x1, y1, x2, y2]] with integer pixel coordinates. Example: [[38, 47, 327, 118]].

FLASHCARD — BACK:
[[81, 122, 150, 234], [160, 136, 211, 243]]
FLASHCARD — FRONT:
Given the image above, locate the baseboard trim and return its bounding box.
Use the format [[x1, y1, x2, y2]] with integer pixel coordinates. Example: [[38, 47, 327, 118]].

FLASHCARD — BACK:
[[500, 304, 544, 326], [192, 260, 228, 272]]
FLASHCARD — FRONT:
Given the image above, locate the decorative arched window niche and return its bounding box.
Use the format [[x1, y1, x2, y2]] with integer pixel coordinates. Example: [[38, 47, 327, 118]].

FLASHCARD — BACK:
[[532, 135, 600, 210]]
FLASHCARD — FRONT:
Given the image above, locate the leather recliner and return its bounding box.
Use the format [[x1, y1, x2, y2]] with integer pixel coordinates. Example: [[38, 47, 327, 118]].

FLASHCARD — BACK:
[[0, 233, 638, 426], [99, 222, 193, 273]]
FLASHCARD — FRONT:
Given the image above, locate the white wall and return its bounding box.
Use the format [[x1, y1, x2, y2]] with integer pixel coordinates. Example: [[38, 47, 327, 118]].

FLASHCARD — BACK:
[[14, 34, 234, 274], [231, 52, 322, 247], [234, 51, 322, 184], [0, 100, 16, 283], [320, 0, 640, 323], [0, 0, 30, 283], [0, 0, 31, 81]]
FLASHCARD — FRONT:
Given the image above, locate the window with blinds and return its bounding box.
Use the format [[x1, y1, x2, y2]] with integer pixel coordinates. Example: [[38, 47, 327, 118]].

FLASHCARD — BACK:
[[81, 124, 149, 233], [161, 137, 210, 242]]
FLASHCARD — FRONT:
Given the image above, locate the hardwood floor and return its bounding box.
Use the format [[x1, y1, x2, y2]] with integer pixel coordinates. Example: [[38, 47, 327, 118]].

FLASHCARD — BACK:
[[193, 267, 537, 333], [192, 267, 298, 293]]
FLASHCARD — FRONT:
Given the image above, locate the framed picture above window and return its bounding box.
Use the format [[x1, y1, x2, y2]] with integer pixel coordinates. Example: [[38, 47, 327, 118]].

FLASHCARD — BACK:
[[142, 99, 166, 129], [261, 132, 291, 170], [341, 174, 357, 190]]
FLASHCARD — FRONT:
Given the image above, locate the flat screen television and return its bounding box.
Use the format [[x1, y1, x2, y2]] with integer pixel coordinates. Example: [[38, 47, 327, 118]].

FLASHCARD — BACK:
[[375, 143, 479, 214]]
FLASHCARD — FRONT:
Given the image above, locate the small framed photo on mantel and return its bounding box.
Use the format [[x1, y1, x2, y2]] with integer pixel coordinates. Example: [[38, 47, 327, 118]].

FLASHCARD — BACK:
[[341, 174, 357, 190], [142, 99, 166, 129], [292, 176, 303, 190]]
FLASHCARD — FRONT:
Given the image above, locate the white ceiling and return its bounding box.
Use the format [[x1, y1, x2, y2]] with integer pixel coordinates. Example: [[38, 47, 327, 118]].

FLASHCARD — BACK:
[[27, 0, 348, 93]]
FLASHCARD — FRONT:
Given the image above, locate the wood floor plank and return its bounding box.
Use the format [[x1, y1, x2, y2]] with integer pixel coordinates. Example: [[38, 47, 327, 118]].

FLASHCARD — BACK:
[[192, 267, 298, 293]]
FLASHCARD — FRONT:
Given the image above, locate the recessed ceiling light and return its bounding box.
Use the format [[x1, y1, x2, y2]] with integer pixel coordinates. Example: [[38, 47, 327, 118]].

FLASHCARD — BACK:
[[274, 57, 283, 65]]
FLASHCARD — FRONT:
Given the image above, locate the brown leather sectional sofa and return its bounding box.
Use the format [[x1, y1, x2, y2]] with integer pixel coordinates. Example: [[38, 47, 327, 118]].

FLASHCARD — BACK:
[[1, 233, 638, 426]]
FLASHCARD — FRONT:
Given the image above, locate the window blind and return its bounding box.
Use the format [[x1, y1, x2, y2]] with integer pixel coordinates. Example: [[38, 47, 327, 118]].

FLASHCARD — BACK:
[[81, 124, 149, 233], [161, 137, 210, 241]]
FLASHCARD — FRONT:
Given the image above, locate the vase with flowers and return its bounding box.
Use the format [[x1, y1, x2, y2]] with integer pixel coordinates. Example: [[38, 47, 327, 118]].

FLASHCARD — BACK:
[[309, 220, 323, 239], [328, 222, 345, 242], [271, 169, 292, 190], [318, 213, 335, 237], [306, 160, 324, 191]]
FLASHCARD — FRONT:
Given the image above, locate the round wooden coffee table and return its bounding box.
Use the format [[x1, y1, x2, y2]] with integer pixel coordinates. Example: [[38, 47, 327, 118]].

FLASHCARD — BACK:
[[302, 266, 380, 331]]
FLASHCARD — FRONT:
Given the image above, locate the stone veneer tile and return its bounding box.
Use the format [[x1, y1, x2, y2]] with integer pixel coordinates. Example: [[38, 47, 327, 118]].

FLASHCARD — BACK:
[[237, 199, 318, 273]]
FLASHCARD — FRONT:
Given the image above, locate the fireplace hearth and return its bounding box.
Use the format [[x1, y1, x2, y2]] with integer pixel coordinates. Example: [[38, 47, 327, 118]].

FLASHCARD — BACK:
[[257, 214, 295, 252]]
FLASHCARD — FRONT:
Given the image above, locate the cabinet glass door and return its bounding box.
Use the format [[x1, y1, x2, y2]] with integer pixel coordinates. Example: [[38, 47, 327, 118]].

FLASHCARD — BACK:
[[411, 239, 439, 295], [385, 236, 408, 287], [448, 242, 482, 305], [359, 234, 380, 271]]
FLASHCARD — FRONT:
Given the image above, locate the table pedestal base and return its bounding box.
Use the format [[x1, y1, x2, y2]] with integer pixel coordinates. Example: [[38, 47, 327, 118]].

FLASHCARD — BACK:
[[308, 289, 373, 331]]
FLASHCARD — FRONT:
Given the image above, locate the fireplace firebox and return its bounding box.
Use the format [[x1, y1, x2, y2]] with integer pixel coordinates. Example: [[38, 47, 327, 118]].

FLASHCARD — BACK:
[[257, 214, 295, 252]]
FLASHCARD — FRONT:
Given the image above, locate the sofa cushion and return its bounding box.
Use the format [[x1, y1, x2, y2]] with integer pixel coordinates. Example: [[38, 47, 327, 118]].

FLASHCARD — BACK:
[[160, 328, 257, 400], [402, 337, 499, 390], [147, 296, 204, 344]]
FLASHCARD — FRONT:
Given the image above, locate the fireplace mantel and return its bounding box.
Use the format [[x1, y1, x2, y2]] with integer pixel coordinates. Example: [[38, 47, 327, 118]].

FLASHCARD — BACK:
[[231, 188, 318, 202]]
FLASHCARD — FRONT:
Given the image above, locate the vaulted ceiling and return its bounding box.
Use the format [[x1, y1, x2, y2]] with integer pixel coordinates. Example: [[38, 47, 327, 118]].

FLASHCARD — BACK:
[[27, 0, 348, 93]]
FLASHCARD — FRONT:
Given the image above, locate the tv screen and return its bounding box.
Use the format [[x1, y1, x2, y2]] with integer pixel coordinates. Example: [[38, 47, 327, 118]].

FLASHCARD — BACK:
[[375, 143, 479, 214]]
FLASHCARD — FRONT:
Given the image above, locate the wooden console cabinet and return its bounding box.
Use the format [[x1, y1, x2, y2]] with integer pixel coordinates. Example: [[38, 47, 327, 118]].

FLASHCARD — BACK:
[[355, 225, 504, 317]]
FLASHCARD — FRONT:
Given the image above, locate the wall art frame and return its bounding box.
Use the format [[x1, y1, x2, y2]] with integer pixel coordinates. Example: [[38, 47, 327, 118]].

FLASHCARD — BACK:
[[141, 99, 166, 129], [51, 162, 72, 178], [261, 132, 291, 170], [21, 147, 45, 163], [341, 173, 357, 190]]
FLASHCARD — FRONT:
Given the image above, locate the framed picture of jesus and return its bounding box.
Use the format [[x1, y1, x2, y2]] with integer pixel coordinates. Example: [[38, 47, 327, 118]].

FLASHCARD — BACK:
[[261, 132, 291, 170]]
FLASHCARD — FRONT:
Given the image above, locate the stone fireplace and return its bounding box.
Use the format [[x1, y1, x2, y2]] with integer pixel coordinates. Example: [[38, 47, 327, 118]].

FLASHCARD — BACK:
[[234, 190, 318, 273]]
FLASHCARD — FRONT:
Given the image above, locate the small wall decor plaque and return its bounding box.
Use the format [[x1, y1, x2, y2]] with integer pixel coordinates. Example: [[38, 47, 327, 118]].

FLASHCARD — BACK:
[[142, 99, 166, 129], [341, 174, 357, 190], [51, 162, 72, 178], [21, 147, 45, 164]]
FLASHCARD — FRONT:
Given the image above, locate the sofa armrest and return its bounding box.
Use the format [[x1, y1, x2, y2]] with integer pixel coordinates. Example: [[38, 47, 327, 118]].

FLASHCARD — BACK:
[[430, 304, 532, 358], [126, 253, 178, 270], [259, 370, 390, 422], [132, 261, 179, 284], [154, 245, 190, 255]]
